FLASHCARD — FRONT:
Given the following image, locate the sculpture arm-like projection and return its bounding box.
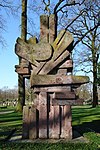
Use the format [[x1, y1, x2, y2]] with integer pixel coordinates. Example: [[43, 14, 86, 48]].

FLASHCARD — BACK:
[[15, 30, 73, 70], [15, 37, 53, 66]]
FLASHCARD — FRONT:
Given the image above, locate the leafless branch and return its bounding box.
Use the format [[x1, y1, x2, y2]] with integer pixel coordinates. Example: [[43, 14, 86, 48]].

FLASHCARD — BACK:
[[81, 69, 93, 74], [73, 23, 100, 48], [81, 40, 92, 50], [54, 0, 64, 14], [54, 0, 86, 14], [65, 9, 88, 30]]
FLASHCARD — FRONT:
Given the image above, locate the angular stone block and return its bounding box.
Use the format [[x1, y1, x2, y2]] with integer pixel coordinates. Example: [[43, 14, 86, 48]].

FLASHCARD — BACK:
[[49, 105, 54, 138], [49, 14, 57, 43], [50, 106, 60, 139], [57, 69, 67, 75], [31, 75, 89, 86], [52, 30, 73, 61], [59, 60, 73, 69], [33, 86, 71, 93], [29, 106, 37, 139], [40, 15, 49, 42], [52, 99, 76, 106], [22, 106, 30, 139], [39, 92, 47, 105], [39, 50, 70, 74], [15, 65, 30, 75], [39, 104, 47, 138], [60, 105, 72, 139], [15, 38, 53, 65], [54, 92, 76, 99]]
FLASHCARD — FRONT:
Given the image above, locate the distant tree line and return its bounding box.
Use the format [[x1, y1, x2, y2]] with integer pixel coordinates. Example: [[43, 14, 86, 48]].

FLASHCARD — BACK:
[[0, 86, 18, 102], [0, 82, 34, 106]]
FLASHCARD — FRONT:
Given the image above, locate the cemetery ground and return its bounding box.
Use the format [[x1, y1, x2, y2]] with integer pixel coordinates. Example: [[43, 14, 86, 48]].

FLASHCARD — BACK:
[[0, 105, 100, 150]]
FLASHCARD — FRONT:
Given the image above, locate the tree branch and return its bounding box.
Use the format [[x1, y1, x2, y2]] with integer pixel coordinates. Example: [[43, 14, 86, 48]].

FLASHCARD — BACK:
[[73, 23, 100, 48], [54, 0, 86, 14], [65, 10, 87, 29]]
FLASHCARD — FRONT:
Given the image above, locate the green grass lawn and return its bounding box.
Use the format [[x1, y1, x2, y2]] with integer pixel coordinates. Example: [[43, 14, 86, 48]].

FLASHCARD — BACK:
[[0, 105, 100, 150], [72, 105, 100, 135], [0, 106, 22, 141], [0, 142, 98, 150], [72, 105, 100, 126]]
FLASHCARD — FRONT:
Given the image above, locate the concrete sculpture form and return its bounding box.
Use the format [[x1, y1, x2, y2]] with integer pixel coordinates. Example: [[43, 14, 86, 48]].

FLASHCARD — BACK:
[[15, 14, 89, 140]]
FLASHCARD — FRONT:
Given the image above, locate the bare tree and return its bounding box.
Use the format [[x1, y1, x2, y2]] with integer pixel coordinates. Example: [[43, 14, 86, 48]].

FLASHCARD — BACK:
[[14, 0, 99, 108], [97, 62, 100, 86], [69, 1, 100, 107], [0, 0, 20, 47], [41, 0, 100, 107], [0, 86, 18, 106], [16, 0, 27, 112], [76, 84, 92, 104]]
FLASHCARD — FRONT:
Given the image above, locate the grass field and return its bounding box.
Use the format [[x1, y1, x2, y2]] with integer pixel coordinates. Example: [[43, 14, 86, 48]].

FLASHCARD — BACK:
[[72, 105, 100, 126], [0, 105, 100, 150], [0, 141, 98, 150], [72, 105, 100, 136], [0, 106, 22, 141]]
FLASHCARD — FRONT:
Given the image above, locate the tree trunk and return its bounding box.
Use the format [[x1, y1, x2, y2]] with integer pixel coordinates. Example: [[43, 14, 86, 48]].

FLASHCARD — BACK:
[[16, 0, 27, 112], [21, 0, 27, 41], [92, 38, 98, 107], [16, 75, 25, 112], [92, 60, 98, 107]]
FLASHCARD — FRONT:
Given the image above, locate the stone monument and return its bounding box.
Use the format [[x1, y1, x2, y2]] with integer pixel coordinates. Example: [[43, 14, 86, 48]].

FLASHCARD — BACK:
[[15, 14, 89, 140]]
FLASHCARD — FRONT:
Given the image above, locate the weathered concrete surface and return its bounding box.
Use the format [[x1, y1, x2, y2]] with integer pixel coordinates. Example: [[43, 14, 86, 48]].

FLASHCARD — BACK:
[[15, 14, 89, 140], [15, 38, 53, 64], [30, 75, 89, 86]]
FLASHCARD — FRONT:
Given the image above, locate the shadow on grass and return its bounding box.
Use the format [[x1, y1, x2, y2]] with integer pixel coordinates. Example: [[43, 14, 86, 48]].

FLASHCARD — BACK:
[[0, 108, 22, 141], [0, 124, 22, 142], [73, 119, 100, 138], [72, 106, 100, 139]]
